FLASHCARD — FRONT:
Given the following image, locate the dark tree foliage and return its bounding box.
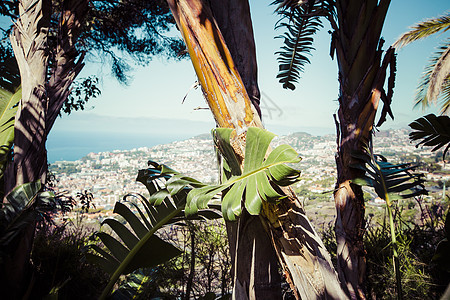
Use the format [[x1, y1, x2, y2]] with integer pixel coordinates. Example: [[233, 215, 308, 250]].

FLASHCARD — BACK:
[[0, 43, 20, 93], [1, 41, 101, 115], [0, 1, 16, 19], [83, 0, 186, 83], [62, 76, 101, 115], [0, 0, 185, 84]]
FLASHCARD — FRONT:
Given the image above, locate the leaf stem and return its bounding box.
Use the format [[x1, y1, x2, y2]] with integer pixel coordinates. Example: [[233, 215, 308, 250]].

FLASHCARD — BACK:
[[99, 206, 184, 300], [376, 161, 403, 300]]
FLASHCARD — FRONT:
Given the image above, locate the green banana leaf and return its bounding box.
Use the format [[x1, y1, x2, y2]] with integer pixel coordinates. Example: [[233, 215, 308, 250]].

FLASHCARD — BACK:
[[88, 196, 184, 299], [0, 180, 54, 247], [90, 161, 221, 299], [186, 127, 301, 220], [109, 268, 154, 299], [151, 127, 301, 221], [0, 86, 21, 181]]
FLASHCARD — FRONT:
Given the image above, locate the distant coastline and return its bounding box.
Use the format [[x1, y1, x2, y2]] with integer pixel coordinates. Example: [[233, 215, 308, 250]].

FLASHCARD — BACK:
[[47, 131, 187, 163], [47, 126, 407, 163]]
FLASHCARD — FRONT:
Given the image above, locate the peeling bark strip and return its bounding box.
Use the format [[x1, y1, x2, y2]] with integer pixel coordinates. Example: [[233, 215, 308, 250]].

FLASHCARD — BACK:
[[167, 0, 260, 134], [167, 0, 347, 298]]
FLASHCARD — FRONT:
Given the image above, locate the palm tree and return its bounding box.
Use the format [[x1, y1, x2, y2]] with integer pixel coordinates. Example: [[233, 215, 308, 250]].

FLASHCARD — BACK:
[[394, 13, 450, 114], [274, 0, 395, 298]]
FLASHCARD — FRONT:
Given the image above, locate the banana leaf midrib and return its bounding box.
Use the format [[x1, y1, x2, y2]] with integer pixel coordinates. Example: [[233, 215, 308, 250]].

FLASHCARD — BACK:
[[99, 205, 183, 300], [224, 157, 299, 187]]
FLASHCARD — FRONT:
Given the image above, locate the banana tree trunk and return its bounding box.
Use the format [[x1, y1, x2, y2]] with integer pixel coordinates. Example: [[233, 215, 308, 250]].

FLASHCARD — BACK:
[[167, 0, 347, 298], [208, 2, 282, 298], [332, 0, 392, 298]]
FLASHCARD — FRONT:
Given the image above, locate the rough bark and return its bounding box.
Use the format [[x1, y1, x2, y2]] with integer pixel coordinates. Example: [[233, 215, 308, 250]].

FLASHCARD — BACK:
[[3, 0, 88, 296], [4, 1, 51, 296], [167, 0, 347, 298], [9, 0, 51, 190], [208, 1, 281, 297], [332, 1, 392, 298], [46, 0, 88, 134]]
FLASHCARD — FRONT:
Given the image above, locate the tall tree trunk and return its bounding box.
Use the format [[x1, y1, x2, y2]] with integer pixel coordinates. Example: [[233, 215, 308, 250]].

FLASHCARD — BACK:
[[9, 0, 51, 190], [208, 1, 282, 298], [332, 0, 393, 298], [167, 0, 347, 298], [8, 0, 88, 190], [4, 0, 88, 296], [4, 1, 51, 296]]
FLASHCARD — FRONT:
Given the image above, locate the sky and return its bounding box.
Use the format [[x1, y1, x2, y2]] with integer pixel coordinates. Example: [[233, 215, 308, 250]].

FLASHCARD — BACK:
[[3, 1, 450, 160]]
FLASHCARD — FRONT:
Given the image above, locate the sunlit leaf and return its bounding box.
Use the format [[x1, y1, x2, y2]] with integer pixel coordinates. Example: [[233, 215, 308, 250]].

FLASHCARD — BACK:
[[185, 127, 301, 220], [0, 86, 21, 183]]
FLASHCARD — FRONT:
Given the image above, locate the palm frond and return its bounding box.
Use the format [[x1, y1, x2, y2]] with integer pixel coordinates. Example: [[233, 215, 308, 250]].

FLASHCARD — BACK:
[[273, 0, 329, 90], [409, 113, 450, 159], [440, 77, 450, 113], [428, 42, 450, 111], [351, 150, 427, 201], [393, 13, 450, 49], [414, 41, 450, 113]]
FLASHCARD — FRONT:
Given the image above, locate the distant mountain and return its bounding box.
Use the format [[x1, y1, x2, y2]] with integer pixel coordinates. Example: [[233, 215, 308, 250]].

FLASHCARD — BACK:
[[289, 132, 313, 138], [194, 133, 213, 140]]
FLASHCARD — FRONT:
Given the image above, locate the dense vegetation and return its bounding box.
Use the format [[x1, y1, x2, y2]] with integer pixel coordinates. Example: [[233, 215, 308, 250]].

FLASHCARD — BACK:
[[0, 0, 449, 299]]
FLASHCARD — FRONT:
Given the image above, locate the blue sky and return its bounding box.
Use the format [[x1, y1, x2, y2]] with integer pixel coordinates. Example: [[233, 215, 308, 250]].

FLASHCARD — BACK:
[[26, 1, 450, 158]]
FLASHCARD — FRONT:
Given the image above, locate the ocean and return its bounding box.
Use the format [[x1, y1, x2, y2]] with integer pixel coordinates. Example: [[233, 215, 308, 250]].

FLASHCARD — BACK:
[[45, 113, 334, 163], [46, 130, 189, 162]]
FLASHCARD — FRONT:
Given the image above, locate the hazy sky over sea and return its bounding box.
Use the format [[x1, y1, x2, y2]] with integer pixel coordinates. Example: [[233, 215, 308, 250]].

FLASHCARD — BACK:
[[44, 0, 449, 161]]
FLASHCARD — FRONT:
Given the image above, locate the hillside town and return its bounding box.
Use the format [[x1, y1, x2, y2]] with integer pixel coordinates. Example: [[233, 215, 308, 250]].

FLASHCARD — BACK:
[[50, 128, 449, 218]]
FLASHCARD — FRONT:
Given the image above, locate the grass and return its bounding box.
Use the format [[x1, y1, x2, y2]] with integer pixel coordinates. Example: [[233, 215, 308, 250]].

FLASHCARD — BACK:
[[320, 198, 450, 299]]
